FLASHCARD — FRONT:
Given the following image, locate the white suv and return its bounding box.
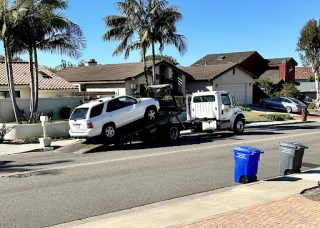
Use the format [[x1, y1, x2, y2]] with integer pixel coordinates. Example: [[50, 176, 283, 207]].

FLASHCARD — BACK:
[[69, 95, 160, 139]]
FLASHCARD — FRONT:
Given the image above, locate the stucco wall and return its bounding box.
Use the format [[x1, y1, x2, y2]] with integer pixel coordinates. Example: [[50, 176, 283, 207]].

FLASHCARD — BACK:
[[39, 89, 76, 98], [86, 83, 126, 95], [126, 75, 152, 95], [212, 68, 253, 104], [4, 122, 70, 140], [0, 85, 30, 98], [0, 97, 83, 122]]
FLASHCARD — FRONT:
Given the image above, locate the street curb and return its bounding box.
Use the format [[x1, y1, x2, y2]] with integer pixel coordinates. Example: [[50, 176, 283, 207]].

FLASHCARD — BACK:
[[245, 120, 318, 129]]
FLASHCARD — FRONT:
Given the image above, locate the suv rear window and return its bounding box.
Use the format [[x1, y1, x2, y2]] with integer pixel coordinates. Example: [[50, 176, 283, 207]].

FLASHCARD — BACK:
[[90, 103, 104, 118], [70, 108, 88, 120]]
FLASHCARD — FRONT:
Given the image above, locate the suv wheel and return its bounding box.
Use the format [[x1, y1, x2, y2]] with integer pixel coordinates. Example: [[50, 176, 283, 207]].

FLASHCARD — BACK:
[[145, 107, 157, 121], [102, 124, 116, 140]]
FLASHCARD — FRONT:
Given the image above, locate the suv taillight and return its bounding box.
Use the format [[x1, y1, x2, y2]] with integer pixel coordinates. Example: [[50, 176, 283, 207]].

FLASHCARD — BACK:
[[87, 120, 93, 129]]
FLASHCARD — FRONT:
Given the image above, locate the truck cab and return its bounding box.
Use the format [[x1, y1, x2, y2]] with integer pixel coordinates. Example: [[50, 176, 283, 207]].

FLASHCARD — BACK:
[[185, 91, 245, 134]]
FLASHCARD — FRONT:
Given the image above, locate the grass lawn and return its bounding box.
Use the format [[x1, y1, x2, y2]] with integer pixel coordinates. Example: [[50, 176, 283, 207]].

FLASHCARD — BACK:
[[244, 111, 270, 123]]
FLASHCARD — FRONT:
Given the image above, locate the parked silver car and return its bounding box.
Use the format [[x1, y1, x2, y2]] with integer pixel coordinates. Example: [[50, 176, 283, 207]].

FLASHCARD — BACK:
[[259, 97, 307, 113]]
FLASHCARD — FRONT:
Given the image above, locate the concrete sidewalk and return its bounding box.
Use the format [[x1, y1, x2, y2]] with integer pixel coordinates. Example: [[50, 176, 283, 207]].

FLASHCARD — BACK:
[[50, 169, 320, 228], [0, 139, 80, 155]]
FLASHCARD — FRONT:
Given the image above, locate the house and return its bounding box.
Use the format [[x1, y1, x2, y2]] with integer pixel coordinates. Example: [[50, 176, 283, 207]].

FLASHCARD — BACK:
[[295, 66, 316, 100], [181, 63, 256, 105], [192, 51, 297, 84], [0, 62, 77, 98], [191, 51, 298, 103], [57, 60, 193, 96]]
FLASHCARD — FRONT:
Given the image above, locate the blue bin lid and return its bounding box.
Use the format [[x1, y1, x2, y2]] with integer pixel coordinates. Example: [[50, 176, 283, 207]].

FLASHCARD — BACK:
[[232, 146, 264, 154]]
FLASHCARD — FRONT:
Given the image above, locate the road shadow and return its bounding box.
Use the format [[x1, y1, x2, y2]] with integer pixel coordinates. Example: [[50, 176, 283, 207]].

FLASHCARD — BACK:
[[83, 130, 284, 153], [265, 176, 302, 182], [0, 159, 72, 173]]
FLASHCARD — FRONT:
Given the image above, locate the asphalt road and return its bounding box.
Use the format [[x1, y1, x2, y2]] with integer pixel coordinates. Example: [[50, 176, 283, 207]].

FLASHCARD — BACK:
[[1, 122, 320, 228]]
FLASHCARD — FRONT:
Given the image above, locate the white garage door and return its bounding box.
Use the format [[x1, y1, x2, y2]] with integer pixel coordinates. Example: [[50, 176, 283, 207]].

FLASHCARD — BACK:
[[218, 83, 246, 105]]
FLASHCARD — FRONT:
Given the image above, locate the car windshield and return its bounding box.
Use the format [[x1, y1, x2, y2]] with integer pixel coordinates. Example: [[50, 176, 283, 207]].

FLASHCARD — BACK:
[[70, 108, 88, 120]]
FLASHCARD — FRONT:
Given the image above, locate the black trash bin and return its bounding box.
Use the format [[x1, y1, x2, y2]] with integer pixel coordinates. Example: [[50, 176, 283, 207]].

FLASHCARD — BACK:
[[279, 142, 308, 176]]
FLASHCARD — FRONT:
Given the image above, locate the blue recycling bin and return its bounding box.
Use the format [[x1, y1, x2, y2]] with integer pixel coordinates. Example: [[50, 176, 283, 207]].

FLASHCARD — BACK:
[[233, 146, 264, 184]]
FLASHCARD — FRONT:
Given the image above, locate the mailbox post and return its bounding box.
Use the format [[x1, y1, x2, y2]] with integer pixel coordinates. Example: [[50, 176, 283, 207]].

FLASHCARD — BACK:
[[39, 116, 52, 147]]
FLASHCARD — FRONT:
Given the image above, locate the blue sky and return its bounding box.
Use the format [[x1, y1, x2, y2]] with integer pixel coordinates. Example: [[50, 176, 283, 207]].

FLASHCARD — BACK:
[[12, 0, 320, 67]]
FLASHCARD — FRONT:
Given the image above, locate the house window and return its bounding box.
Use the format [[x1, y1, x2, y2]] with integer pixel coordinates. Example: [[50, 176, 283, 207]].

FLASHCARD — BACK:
[[233, 68, 235, 74], [0, 91, 21, 98]]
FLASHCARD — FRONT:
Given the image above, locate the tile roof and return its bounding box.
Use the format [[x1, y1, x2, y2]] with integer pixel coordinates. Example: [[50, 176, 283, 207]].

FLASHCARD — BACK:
[[266, 58, 295, 65], [57, 61, 193, 83], [181, 63, 239, 80], [259, 68, 282, 83], [296, 82, 316, 92], [295, 66, 313, 79], [0, 62, 76, 90], [191, 51, 256, 67], [57, 62, 153, 83]]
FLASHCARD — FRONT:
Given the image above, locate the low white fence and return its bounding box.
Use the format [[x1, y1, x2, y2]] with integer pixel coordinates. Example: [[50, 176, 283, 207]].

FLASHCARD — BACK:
[[0, 97, 83, 122], [4, 122, 70, 140]]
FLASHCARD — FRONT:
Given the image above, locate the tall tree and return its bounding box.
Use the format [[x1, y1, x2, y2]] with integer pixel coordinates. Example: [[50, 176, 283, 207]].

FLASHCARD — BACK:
[[147, 0, 187, 84], [144, 54, 179, 65], [297, 18, 320, 108], [103, 0, 186, 86], [103, 0, 151, 85], [0, 0, 23, 123], [13, 0, 86, 123]]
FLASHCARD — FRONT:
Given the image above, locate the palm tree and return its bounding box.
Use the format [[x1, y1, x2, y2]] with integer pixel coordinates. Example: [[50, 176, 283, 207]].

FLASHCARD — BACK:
[[148, 0, 187, 84], [103, 0, 187, 86], [0, 0, 23, 123], [12, 0, 86, 123]]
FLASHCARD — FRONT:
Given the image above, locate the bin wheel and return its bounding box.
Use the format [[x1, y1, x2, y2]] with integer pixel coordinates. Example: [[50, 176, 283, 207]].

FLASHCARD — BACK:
[[240, 175, 249, 184], [294, 168, 301, 173], [284, 169, 292, 175]]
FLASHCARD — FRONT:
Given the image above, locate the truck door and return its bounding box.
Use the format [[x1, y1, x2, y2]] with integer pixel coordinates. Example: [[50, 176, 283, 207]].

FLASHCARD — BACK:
[[219, 93, 235, 120]]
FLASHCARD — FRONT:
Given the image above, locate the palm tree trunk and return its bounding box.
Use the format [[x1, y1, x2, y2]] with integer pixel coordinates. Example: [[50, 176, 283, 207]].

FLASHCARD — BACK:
[[142, 48, 149, 86], [28, 48, 36, 123], [4, 40, 21, 123], [33, 46, 39, 112], [151, 43, 156, 85]]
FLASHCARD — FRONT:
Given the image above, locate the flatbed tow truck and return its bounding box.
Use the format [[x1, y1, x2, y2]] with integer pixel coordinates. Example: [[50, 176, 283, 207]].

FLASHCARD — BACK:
[[67, 84, 245, 153]]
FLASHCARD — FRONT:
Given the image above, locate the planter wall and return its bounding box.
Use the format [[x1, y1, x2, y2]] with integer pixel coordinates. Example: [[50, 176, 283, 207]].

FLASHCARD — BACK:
[[4, 122, 70, 140]]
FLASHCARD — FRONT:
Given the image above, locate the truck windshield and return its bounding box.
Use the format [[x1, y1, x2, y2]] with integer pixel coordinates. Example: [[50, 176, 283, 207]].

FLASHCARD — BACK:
[[70, 108, 88, 120]]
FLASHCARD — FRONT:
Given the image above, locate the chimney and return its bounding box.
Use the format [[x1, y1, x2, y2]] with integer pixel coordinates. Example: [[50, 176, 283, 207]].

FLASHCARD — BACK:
[[84, 59, 97, 66]]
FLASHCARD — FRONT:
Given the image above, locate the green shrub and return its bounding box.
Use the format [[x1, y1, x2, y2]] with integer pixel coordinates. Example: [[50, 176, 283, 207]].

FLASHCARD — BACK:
[[23, 136, 39, 144], [276, 83, 304, 100], [263, 114, 294, 121], [59, 106, 72, 119], [237, 106, 251, 111], [308, 102, 316, 109]]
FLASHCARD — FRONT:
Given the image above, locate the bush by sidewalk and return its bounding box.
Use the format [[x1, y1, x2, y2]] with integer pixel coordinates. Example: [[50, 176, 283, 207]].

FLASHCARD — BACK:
[[263, 113, 293, 121]]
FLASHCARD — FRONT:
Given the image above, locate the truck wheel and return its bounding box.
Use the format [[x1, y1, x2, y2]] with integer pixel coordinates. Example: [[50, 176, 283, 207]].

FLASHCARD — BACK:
[[145, 107, 157, 121], [168, 126, 180, 141], [233, 118, 244, 134], [102, 124, 116, 141]]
